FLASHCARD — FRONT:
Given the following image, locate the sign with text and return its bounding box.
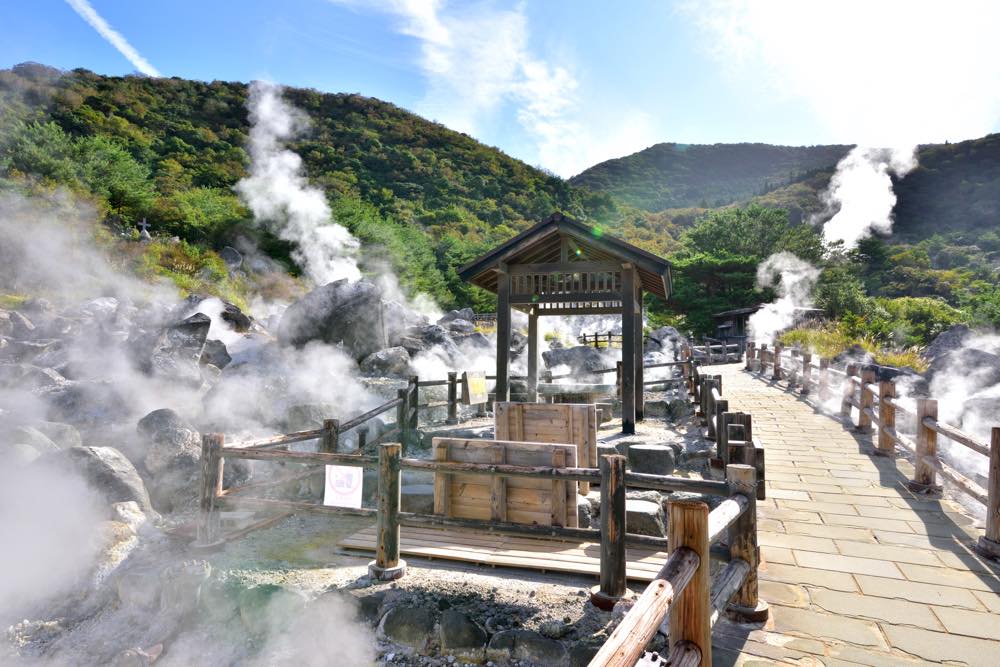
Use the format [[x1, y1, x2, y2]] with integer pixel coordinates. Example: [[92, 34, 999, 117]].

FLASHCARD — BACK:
[[323, 465, 363, 509], [462, 370, 488, 405]]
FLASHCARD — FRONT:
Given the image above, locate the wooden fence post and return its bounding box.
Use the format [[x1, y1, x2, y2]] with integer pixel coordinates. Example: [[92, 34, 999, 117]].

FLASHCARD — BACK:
[[726, 464, 768, 622], [667, 499, 711, 666], [800, 353, 812, 395], [321, 418, 340, 454], [616, 361, 623, 400], [370, 442, 406, 580], [876, 381, 896, 457], [195, 433, 224, 547], [710, 398, 728, 443], [818, 358, 830, 402], [592, 454, 628, 610], [841, 363, 858, 418], [909, 398, 940, 492], [745, 342, 756, 371], [357, 428, 367, 451], [857, 369, 876, 434], [409, 376, 419, 436], [771, 344, 783, 381], [396, 388, 408, 448], [975, 428, 1000, 559], [447, 371, 459, 424], [758, 344, 768, 375]]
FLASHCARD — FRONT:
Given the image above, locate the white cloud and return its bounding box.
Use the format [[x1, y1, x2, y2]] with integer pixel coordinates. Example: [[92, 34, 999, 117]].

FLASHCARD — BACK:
[[682, 0, 1000, 147], [332, 0, 656, 176], [65, 0, 161, 77]]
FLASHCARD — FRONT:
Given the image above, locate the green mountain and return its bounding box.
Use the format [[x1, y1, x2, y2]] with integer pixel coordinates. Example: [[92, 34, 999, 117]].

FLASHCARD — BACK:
[[570, 142, 852, 211], [0, 62, 642, 310]]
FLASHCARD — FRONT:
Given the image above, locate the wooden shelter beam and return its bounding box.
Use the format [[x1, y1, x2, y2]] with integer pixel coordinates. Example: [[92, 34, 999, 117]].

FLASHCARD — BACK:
[[527, 307, 538, 403], [636, 284, 644, 421], [622, 264, 636, 434], [496, 262, 511, 403]]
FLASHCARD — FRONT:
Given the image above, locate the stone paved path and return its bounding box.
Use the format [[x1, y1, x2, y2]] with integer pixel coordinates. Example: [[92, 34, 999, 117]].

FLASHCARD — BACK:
[[711, 363, 1000, 667]]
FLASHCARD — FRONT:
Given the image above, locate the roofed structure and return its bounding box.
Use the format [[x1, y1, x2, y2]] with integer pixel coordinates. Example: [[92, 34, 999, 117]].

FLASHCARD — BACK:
[[458, 212, 672, 434]]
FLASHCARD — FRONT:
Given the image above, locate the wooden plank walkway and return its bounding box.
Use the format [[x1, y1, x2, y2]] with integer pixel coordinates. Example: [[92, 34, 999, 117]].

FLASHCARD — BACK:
[[339, 525, 669, 581], [718, 362, 1000, 667]]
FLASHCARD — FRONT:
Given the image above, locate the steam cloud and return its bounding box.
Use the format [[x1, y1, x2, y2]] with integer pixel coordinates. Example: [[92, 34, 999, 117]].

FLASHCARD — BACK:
[[236, 81, 362, 286], [747, 252, 820, 344], [818, 147, 917, 248]]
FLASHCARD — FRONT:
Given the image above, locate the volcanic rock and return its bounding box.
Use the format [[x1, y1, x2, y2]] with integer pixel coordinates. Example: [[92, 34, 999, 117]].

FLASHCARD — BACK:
[[445, 318, 476, 334], [37, 380, 131, 427], [278, 279, 419, 359], [32, 420, 82, 449], [923, 324, 973, 361], [486, 629, 568, 666], [378, 605, 438, 655], [360, 346, 412, 377], [0, 363, 66, 390], [200, 339, 231, 369], [542, 345, 607, 376], [644, 326, 684, 357], [46, 446, 154, 514], [627, 444, 676, 475], [437, 308, 475, 325], [220, 246, 243, 270], [136, 409, 201, 475], [626, 499, 666, 537], [148, 312, 212, 386], [439, 609, 487, 663], [928, 348, 1000, 393]]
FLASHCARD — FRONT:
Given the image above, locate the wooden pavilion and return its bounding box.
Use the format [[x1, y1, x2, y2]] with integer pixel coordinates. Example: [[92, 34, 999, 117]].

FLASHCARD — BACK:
[[458, 212, 672, 434]]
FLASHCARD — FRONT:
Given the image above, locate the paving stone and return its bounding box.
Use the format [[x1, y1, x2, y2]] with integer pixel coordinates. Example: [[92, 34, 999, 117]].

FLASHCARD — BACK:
[[931, 605, 1000, 640], [972, 589, 1000, 613], [793, 551, 903, 578], [871, 529, 958, 549], [758, 581, 809, 608], [809, 588, 942, 630], [834, 540, 943, 567], [855, 575, 983, 609], [824, 644, 927, 667], [810, 492, 892, 507], [760, 563, 858, 592], [899, 562, 1000, 593], [764, 488, 810, 501], [770, 605, 886, 648], [882, 625, 1000, 667], [777, 499, 859, 516], [820, 513, 914, 533], [758, 532, 837, 554], [761, 545, 795, 565], [784, 520, 874, 542]]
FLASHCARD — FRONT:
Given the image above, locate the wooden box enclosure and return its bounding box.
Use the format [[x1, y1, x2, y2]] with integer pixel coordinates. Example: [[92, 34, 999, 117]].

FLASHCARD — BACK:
[[495, 402, 598, 494], [432, 438, 579, 528]]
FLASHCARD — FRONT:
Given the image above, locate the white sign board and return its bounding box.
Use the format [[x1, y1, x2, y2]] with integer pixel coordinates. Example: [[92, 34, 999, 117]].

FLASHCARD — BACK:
[[323, 465, 363, 509]]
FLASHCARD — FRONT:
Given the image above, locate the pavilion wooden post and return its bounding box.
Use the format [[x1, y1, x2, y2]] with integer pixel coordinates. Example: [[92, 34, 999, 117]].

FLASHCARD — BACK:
[[495, 262, 511, 404], [667, 499, 711, 666], [195, 433, 224, 547], [591, 454, 628, 610], [857, 369, 876, 434], [635, 286, 644, 421], [527, 307, 539, 403], [975, 428, 1000, 559], [621, 264, 637, 434], [446, 372, 459, 425], [909, 398, 940, 492], [370, 442, 407, 580], [875, 381, 895, 457]]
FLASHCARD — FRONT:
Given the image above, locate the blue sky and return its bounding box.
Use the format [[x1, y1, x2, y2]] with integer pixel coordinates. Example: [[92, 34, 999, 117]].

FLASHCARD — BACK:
[[2, 1, 999, 176]]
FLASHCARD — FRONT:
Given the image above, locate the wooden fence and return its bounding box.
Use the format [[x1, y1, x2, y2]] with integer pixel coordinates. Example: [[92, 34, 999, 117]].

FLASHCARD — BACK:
[[195, 343, 768, 665], [691, 336, 745, 365], [745, 342, 1000, 560]]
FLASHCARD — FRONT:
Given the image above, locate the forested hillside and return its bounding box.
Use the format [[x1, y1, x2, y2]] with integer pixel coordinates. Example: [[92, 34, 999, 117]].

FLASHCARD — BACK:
[[0, 62, 643, 309], [570, 142, 852, 210]]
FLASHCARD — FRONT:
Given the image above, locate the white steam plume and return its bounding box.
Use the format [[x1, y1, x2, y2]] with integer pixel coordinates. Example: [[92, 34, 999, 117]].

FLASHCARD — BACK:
[[818, 147, 917, 248], [236, 81, 362, 286], [65, 0, 161, 77], [747, 252, 820, 344]]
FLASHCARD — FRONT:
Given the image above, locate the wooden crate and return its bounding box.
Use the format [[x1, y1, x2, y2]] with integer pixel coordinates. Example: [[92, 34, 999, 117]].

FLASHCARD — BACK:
[[432, 437, 579, 528], [495, 402, 598, 494]]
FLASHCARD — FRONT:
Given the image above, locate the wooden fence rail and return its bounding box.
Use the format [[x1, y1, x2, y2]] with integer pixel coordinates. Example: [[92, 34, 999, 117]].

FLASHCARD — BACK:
[[744, 341, 1000, 560]]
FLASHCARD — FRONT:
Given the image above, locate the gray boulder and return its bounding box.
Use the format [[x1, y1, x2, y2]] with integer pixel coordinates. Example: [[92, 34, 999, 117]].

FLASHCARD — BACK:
[[218, 300, 252, 332], [486, 629, 568, 666], [445, 318, 476, 334], [626, 499, 666, 537], [923, 324, 972, 361], [928, 348, 1000, 393], [360, 346, 412, 377], [0, 363, 66, 390], [453, 331, 492, 353], [0, 442, 41, 466], [9, 310, 36, 339], [378, 605, 437, 655], [32, 420, 81, 449], [142, 313, 212, 387], [220, 246, 243, 270], [136, 409, 201, 475], [542, 345, 607, 376], [200, 339, 231, 369], [394, 324, 459, 360], [644, 326, 683, 357], [278, 279, 419, 359], [627, 444, 676, 475], [36, 380, 131, 426], [0, 310, 11, 337], [643, 397, 693, 422], [45, 446, 154, 514], [438, 308, 475, 325], [832, 344, 875, 366], [439, 609, 487, 663], [7, 425, 59, 453]]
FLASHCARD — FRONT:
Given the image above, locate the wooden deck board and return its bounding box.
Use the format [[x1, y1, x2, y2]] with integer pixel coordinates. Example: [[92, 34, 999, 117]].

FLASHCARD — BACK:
[[338, 525, 668, 581]]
